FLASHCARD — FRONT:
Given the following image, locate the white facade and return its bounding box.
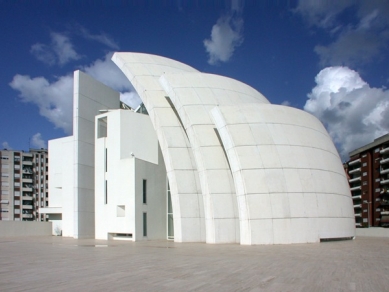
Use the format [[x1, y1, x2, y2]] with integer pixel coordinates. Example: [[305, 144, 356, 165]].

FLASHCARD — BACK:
[[43, 71, 119, 238], [112, 52, 355, 244], [95, 110, 167, 241], [47, 52, 355, 244]]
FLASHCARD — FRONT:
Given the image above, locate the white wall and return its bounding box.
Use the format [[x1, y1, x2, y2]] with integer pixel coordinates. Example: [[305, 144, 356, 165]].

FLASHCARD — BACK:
[[112, 53, 205, 243], [0, 221, 52, 237], [73, 71, 120, 238], [134, 147, 167, 241], [95, 110, 166, 241], [47, 136, 73, 237]]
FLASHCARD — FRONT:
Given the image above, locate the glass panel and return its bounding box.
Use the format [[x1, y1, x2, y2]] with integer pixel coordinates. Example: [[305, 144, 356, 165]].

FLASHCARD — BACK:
[[168, 214, 174, 239], [167, 182, 174, 239]]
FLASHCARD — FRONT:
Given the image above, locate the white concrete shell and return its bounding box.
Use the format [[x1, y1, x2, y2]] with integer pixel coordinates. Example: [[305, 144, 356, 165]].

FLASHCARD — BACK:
[[112, 53, 205, 242], [160, 73, 269, 243], [112, 52, 355, 245], [211, 104, 355, 244]]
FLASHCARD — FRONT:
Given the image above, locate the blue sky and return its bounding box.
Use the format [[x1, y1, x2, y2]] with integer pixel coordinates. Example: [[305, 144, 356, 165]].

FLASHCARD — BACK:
[[1, 0, 389, 161]]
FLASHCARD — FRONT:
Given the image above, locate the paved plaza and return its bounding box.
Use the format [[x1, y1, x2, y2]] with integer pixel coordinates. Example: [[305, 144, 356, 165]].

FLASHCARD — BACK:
[[0, 236, 388, 291]]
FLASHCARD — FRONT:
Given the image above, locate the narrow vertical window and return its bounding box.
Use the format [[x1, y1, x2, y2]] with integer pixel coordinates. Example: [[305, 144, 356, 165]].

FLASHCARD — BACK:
[[142, 179, 147, 204], [167, 182, 174, 240], [143, 212, 147, 237], [105, 148, 108, 172], [105, 180, 108, 204]]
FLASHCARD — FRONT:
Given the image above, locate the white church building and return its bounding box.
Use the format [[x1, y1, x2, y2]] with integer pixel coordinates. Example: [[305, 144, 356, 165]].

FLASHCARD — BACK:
[[41, 52, 355, 245]]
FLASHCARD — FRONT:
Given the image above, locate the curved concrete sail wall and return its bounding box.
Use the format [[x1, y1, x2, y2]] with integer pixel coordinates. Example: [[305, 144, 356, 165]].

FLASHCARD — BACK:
[[160, 73, 270, 243], [112, 52, 355, 245], [211, 104, 355, 244], [112, 53, 205, 242]]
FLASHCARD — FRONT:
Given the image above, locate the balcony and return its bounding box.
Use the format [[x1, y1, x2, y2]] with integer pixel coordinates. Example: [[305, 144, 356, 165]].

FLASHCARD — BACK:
[[353, 204, 362, 208], [21, 214, 33, 218], [349, 168, 361, 174], [349, 177, 361, 183], [350, 186, 362, 191], [381, 211, 389, 215], [380, 158, 389, 165], [355, 213, 362, 217], [352, 195, 362, 200], [380, 201, 389, 206], [355, 223, 362, 227], [22, 161, 33, 166], [381, 168, 389, 175], [22, 178, 33, 183], [349, 159, 361, 166], [380, 147, 389, 154], [22, 205, 33, 209], [380, 179, 389, 185], [22, 196, 33, 200]]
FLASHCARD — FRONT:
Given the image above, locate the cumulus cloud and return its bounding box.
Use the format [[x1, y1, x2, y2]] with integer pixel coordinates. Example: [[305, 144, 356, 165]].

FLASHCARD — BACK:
[[204, 0, 244, 65], [2, 142, 12, 150], [10, 53, 141, 134], [31, 32, 81, 66], [30, 133, 46, 149], [9, 74, 73, 134], [304, 66, 389, 160], [296, 0, 389, 67]]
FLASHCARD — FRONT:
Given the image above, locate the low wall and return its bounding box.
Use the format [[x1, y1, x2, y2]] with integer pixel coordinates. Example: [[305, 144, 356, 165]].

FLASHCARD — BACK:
[[356, 227, 389, 238], [0, 221, 52, 237]]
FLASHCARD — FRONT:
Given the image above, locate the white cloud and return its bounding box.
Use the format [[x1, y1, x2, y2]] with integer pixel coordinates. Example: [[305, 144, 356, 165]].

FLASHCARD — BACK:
[[9, 74, 73, 134], [2, 142, 12, 150], [30, 43, 56, 66], [30, 133, 46, 149], [304, 66, 389, 160], [120, 92, 141, 109], [31, 32, 81, 66], [295, 0, 354, 28], [296, 0, 389, 67], [281, 100, 291, 106], [82, 52, 141, 108], [10, 53, 142, 134], [82, 52, 132, 91], [78, 26, 119, 49], [204, 1, 244, 65], [314, 28, 385, 67]]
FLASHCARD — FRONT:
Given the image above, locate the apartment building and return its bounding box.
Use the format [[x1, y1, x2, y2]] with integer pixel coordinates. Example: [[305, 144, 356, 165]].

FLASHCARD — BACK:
[[345, 134, 389, 227], [0, 148, 48, 221]]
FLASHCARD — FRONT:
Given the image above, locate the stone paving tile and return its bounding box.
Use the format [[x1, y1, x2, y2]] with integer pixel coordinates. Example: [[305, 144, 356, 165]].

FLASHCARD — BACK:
[[0, 236, 388, 291]]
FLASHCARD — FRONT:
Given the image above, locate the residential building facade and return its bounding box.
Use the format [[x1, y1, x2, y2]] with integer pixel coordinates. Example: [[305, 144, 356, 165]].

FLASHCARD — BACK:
[[0, 148, 48, 221], [345, 134, 389, 227]]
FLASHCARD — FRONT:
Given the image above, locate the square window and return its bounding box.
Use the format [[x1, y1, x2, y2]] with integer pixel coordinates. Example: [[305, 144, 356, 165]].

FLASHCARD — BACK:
[[97, 117, 107, 138], [117, 205, 125, 217]]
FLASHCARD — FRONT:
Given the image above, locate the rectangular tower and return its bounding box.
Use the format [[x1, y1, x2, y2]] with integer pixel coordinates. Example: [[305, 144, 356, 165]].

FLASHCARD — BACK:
[[346, 134, 389, 227]]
